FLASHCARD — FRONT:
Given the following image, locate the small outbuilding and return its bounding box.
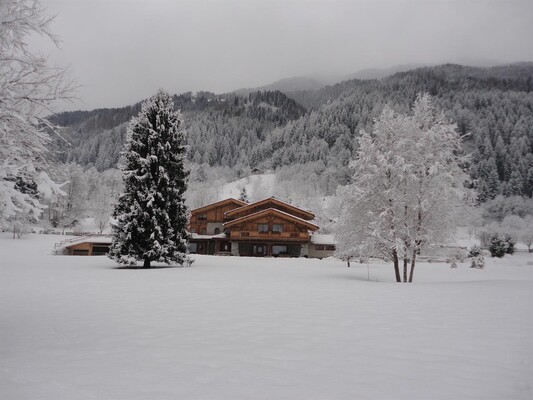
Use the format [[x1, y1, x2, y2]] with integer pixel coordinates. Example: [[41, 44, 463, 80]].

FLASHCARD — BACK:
[[58, 236, 112, 256], [309, 234, 336, 259]]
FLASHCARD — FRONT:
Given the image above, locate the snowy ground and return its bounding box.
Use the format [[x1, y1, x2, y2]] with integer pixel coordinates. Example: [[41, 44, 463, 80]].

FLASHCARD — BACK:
[[1, 234, 532, 400]]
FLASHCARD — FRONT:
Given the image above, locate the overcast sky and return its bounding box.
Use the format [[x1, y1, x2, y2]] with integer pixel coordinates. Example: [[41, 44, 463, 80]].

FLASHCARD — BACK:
[[35, 0, 533, 111]]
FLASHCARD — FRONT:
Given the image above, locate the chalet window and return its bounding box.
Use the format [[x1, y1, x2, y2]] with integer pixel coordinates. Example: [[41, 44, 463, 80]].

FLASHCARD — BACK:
[[191, 228, 196, 233], [92, 245, 110, 255], [272, 245, 287, 255], [73, 249, 89, 255], [258, 224, 268, 233], [272, 224, 283, 233], [315, 244, 325, 251], [201, 227, 207, 235], [188, 243, 198, 253], [197, 213, 207, 221], [214, 228, 220, 234], [325, 245, 336, 251]]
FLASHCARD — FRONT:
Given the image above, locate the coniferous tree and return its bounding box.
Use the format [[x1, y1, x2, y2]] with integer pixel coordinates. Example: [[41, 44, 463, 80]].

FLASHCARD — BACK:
[[109, 90, 191, 268], [505, 171, 524, 196], [239, 186, 249, 203]]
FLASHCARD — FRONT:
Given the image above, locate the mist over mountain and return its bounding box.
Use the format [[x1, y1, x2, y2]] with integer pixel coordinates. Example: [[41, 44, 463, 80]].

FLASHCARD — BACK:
[[233, 64, 430, 96]]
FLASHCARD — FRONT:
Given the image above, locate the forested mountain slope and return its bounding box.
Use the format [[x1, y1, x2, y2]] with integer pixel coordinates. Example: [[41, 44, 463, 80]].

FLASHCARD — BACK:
[[50, 90, 306, 171], [50, 63, 533, 201], [273, 63, 533, 199]]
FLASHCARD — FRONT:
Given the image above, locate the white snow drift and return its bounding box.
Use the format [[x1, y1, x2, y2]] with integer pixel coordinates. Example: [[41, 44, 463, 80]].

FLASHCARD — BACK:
[[1, 233, 532, 400]]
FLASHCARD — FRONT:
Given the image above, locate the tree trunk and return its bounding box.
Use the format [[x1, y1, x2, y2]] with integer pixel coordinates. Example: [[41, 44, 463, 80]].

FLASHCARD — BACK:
[[403, 257, 408, 282], [408, 250, 417, 282], [143, 258, 151, 269], [392, 249, 401, 282]]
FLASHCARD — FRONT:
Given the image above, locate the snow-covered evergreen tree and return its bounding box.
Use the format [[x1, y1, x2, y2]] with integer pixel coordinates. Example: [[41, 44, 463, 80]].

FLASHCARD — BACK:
[[109, 90, 191, 268], [239, 186, 249, 203], [335, 93, 470, 282]]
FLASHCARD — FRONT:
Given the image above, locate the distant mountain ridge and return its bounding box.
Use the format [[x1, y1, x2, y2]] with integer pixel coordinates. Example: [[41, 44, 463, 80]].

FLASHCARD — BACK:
[[233, 64, 430, 95], [49, 62, 533, 201], [50, 90, 307, 171]]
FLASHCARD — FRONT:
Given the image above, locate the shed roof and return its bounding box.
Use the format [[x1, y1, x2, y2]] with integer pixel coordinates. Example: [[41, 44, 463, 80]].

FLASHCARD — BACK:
[[63, 236, 112, 248], [310, 234, 336, 245], [190, 233, 227, 240]]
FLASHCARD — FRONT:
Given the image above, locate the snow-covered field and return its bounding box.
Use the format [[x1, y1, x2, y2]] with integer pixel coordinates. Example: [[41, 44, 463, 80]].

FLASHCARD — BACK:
[[1, 234, 532, 400]]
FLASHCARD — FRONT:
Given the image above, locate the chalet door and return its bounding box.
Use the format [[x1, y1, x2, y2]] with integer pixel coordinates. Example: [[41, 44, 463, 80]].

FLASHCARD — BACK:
[[219, 241, 231, 253], [252, 244, 266, 257], [208, 241, 216, 255]]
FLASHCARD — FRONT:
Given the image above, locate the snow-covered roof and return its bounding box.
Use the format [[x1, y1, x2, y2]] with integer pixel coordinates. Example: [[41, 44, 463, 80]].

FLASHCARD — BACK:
[[224, 207, 319, 230], [83, 236, 113, 244], [190, 233, 227, 240], [190, 198, 246, 213], [61, 236, 112, 248], [310, 234, 336, 245], [225, 197, 315, 220]]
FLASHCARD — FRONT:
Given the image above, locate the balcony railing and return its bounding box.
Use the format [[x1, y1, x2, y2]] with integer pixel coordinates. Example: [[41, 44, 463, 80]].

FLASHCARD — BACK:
[[229, 231, 309, 240]]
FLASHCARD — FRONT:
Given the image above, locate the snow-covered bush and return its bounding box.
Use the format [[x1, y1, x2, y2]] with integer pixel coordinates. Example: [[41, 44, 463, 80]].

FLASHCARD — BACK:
[[468, 245, 485, 269], [502, 233, 515, 255], [489, 235, 507, 258]]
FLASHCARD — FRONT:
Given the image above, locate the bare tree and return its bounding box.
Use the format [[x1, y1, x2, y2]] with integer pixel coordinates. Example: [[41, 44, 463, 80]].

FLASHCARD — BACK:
[[0, 0, 75, 229]]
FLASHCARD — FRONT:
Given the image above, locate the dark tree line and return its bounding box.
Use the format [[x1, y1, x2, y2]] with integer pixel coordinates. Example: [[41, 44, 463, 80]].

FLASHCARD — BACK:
[[49, 63, 533, 200]]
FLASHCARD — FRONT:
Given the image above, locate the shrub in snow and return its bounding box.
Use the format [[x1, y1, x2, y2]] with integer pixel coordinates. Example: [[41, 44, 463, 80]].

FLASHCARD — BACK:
[[488, 234, 507, 258], [109, 90, 191, 268], [468, 246, 485, 269], [502, 233, 515, 255]]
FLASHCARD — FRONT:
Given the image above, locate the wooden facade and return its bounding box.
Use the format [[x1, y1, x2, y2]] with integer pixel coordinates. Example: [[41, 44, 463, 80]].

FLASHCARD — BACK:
[[189, 198, 246, 235], [64, 240, 111, 256], [188, 197, 323, 258]]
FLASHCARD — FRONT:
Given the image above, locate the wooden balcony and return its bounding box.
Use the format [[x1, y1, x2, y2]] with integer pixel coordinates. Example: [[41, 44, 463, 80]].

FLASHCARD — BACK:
[[229, 231, 309, 241]]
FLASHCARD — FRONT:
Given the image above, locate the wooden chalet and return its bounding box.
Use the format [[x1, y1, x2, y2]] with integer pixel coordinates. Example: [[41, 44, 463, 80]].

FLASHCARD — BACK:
[[188, 197, 331, 258], [188, 198, 247, 255]]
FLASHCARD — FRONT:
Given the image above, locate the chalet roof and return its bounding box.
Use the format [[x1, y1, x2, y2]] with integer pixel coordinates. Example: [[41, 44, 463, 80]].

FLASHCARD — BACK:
[[224, 208, 319, 231], [225, 197, 315, 220], [190, 198, 247, 213]]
